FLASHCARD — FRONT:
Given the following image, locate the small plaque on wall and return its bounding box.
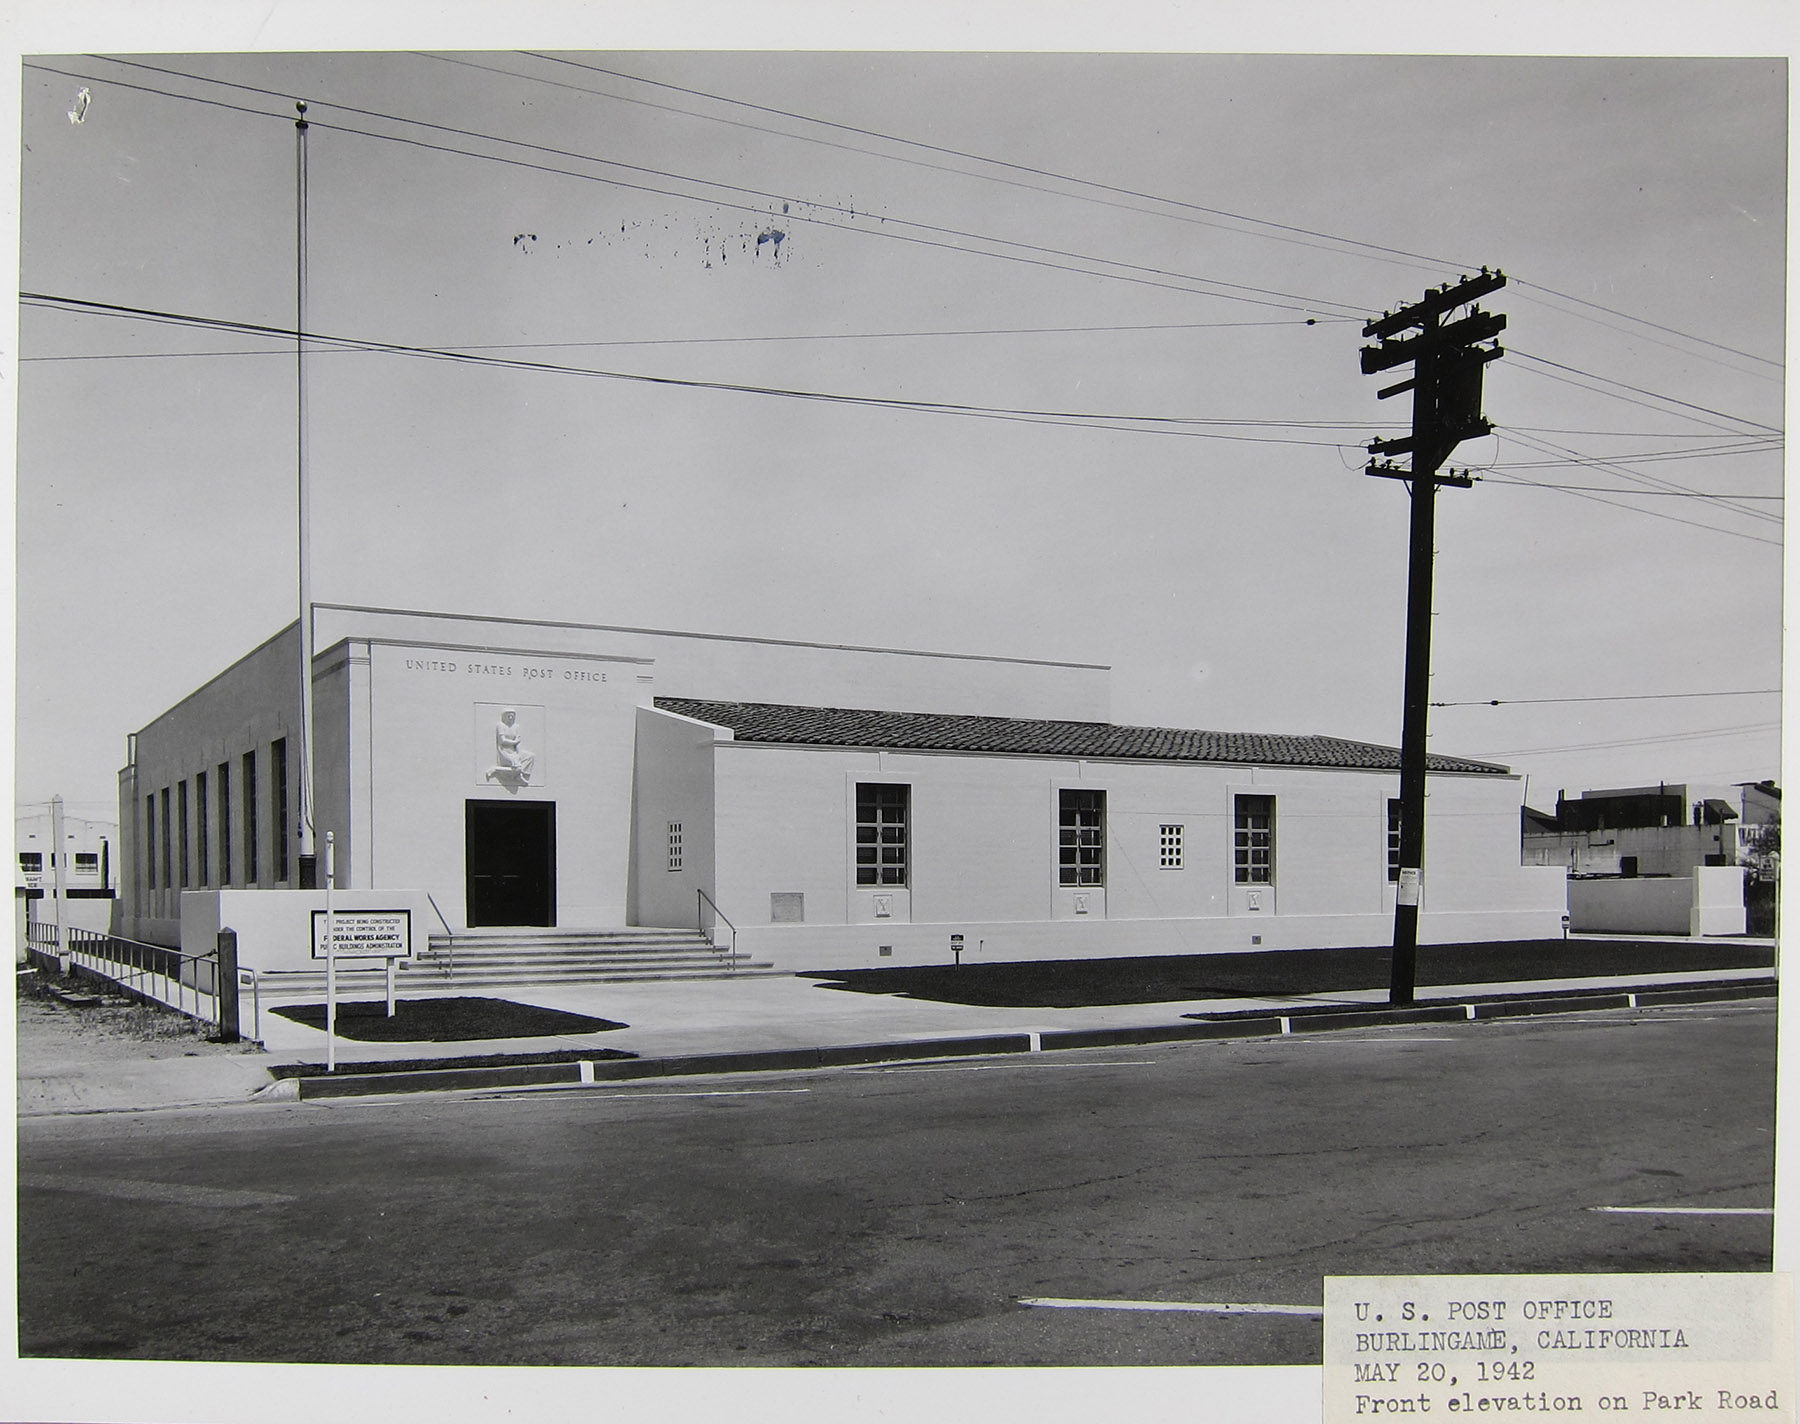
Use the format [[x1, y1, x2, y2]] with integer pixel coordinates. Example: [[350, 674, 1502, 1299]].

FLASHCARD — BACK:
[[873, 894, 892, 918], [770, 892, 804, 923]]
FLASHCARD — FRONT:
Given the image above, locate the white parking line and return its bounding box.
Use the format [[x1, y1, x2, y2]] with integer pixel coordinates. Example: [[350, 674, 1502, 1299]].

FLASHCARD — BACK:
[[1590, 1206, 1773, 1216], [1018, 1296, 1322, 1317], [1282, 1037, 1460, 1044], [473, 1086, 815, 1101], [866, 1061, 1161, 1074], [20, 1174, 297, 1207]]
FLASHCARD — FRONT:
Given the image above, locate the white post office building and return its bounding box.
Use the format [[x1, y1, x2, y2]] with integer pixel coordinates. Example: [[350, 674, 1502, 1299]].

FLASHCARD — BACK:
[[116, 604, 1565, 975]]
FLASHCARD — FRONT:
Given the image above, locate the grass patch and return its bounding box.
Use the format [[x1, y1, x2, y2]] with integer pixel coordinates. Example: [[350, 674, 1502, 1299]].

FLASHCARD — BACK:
[[801, 938, 1777, 1009], [270, 996, 628, 1043]]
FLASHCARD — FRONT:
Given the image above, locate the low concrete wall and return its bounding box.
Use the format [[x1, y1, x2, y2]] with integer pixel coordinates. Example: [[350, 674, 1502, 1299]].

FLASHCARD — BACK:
[[1568, 868, 1745, 937], [180, 888, 441, 975], [734, 898, 1572, 973]]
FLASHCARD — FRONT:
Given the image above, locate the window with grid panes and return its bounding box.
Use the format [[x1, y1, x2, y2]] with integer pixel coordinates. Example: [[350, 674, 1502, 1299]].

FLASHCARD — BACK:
[[1234, 794, 1274, 884], [1387, 799, 1403, 882], [855, 784, 909, 886], [667, 822, 683, 872], [1159, 823, 1183, 869], [1059, 788, 1105, 886]]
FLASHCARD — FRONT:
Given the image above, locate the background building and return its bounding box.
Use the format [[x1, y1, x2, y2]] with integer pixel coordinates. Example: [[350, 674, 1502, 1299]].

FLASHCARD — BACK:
[[15, 804, 118, 951]]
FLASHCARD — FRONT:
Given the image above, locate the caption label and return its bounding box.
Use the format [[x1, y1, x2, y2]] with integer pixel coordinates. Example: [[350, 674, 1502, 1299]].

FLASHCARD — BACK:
[[1325, 1274, 1793, 1421]]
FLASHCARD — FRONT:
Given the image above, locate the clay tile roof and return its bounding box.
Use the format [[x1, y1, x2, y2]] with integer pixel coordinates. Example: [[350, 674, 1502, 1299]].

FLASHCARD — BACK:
[[652, 698, 1510, 774]]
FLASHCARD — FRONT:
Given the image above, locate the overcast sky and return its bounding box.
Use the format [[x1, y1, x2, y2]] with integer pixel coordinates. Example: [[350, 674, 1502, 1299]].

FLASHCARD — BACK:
[[13, 41, 1786, 827]]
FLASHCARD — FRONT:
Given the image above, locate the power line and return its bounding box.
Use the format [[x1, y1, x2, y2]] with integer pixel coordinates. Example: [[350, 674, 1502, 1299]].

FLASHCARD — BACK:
[[504, 53, 1773, 380], [1467, 469, 1781, 548], [1514, 278, 1782, 370], [1498, 428, 1781, 527], [20, 291, 1378, 448], [60, 57, 1365, 320], [1475, 477, 1781, 501], [423, 51, 1455, 286], [1481, 437, 1781, 470], [1505, 425, 1787, 439], [1434, 689, 1781, 707], [1509, 348, 1781, 437], [1482, 721, 1780, 758], [516, 52, 1472, 277], [18, 315, 1336, 363]]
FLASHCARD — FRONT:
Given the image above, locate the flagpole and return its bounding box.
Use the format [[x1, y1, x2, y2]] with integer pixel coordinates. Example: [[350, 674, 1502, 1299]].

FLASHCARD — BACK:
[[295, 101, 317, 888]]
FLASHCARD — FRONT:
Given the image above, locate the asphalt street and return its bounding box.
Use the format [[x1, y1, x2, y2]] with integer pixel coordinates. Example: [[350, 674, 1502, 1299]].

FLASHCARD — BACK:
[[16, 1000, 1776, 1367]]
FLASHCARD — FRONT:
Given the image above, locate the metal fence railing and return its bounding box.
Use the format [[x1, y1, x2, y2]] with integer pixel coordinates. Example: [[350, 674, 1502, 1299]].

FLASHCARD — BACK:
[[27, 925, 228, 1035]]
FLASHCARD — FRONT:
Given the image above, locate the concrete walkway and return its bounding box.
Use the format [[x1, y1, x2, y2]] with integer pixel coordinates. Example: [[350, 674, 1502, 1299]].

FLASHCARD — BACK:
[[17, 936, 1776, 1113]]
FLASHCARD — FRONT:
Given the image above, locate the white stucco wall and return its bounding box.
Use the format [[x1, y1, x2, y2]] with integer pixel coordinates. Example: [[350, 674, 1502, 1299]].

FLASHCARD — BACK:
[[355, 638, 650, 930], [182, 888, 441, 975], [630, 706, 722, 930], [1568, 868, 1748, 936], [702, 740, 1566, 970], [313, 604, 1110, 722]]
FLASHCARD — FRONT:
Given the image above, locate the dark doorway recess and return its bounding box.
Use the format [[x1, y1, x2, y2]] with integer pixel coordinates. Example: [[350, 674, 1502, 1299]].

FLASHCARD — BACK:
[[465, 800, 556, 927]]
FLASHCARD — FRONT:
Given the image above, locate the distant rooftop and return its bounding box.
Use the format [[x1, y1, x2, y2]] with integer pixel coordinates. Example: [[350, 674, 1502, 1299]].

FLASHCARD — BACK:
[[654, 698, 1512, 774]]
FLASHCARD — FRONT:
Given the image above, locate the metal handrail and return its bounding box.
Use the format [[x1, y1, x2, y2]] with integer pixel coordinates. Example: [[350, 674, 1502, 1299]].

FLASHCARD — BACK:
[[423, 893, 455, 980], [46, 927, 224, 1031], [696, 888, 737, 967], [237, 967, 263, 1046]]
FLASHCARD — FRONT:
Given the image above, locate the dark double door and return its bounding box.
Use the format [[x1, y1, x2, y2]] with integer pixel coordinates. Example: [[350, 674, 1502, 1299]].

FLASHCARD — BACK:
[[465, 800, 556, 927]]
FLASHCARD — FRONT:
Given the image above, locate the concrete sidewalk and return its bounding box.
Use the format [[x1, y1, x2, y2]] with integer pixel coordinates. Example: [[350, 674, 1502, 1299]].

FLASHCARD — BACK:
[[17, 940, 1777, 1113]]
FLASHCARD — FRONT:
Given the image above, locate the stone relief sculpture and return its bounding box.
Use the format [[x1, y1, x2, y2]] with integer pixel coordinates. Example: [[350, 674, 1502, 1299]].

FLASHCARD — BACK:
[[486, 707, 536, 786]]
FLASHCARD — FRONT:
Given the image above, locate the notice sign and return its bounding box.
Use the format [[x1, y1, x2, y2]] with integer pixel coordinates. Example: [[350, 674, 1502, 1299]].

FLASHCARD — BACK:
[[1324, 1274, 1794, 1423], [311, 910, 412, 960]]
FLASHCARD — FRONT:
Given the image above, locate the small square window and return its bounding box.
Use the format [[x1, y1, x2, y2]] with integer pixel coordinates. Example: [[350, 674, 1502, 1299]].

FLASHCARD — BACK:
[[18, 852, 42, 874], [1159, 824, 1184, 869]]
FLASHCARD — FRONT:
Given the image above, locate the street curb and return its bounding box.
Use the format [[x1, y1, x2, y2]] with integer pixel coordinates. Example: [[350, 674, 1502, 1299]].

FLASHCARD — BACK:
[[285, 978, 1776, 1101], [294, 1032, 1029, 1099]]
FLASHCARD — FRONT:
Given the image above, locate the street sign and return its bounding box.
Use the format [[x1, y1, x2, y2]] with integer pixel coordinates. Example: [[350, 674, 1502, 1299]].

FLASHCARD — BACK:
[[311, 909, 412, 959]]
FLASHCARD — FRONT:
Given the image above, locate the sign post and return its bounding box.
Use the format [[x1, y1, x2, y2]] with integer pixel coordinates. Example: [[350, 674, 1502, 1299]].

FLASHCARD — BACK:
[[324, 830, 336, 1072]]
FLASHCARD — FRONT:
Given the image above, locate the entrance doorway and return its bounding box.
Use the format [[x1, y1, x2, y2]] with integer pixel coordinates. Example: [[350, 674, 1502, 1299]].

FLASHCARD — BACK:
[[465, 800, 556, 927]]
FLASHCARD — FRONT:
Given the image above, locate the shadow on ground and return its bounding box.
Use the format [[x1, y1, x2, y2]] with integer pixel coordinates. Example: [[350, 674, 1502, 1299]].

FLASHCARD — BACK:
[[800, 939, 1777, 1008]]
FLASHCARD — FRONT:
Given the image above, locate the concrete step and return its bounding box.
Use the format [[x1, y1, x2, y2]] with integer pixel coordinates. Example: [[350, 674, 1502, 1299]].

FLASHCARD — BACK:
[[245, 926, 770, 997], [429, 929, 714, 948]]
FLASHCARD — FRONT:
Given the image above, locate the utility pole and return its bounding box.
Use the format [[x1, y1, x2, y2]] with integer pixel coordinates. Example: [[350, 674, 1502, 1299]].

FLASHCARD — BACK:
[[1361, 270, 1507, 1004]]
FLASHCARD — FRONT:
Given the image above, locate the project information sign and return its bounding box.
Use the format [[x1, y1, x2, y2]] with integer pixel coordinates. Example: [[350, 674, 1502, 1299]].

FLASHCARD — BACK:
[[1324, 1274, 1793, 1421], [310, 910, 413, 960]]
